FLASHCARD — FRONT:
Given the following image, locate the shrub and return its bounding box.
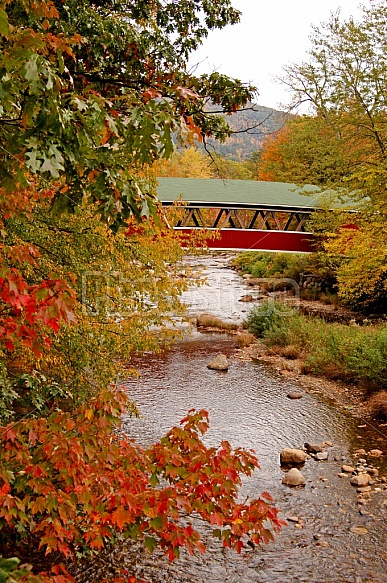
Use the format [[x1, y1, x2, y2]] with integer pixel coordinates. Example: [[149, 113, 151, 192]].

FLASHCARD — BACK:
[[249, 305, 387, 391], [245, 301, 294, 338], [232, 251, 264, 273], [367, 391, 387, 421], [344, 326, 387, 388], [251, 260, 271, 278], [232, 251, 337, 293]]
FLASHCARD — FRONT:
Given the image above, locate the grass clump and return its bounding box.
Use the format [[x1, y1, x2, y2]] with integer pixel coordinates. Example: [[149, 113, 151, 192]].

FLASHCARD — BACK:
[[196, 313, 239, 331], [235, 332, 256, 348], [367, 391, 387, 421], [245, 301, 387, 392]]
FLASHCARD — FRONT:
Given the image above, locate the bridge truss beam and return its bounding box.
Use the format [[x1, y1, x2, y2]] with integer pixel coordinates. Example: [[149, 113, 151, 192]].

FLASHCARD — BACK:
[[161, 202, 315, 252], [162, 203, 311, 232]]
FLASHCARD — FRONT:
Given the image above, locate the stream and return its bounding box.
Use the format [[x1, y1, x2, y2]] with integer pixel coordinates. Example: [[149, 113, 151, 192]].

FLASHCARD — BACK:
[[79, 254, 387, 583]]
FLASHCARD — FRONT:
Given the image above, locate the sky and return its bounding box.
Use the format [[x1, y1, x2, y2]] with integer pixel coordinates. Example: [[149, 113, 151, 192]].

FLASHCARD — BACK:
[[189, 0, 365, 111]]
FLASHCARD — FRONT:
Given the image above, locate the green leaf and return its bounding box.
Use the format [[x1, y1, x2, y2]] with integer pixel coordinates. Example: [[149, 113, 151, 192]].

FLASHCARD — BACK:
[[40, 156, 64, 178], [0, 9, 9, 37], [24, 56, 38, 82], [149, 472, 159, 487], [144, 536, 158, 552], [25, 149, 41, 173], [149, 516, 163, 530]]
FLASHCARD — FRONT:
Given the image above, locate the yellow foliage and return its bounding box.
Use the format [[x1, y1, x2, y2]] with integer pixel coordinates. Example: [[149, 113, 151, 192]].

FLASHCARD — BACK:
[[154, 147, 211, 178]]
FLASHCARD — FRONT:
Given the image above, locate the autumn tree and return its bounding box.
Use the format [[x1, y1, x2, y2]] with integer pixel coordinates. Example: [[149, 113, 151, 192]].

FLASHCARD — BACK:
[[0, 1, 284, 581], [155, 147, 258, 180], [279, 1, 387, 310], [154, 147, 212, 178], [257, 116, 353, 186]]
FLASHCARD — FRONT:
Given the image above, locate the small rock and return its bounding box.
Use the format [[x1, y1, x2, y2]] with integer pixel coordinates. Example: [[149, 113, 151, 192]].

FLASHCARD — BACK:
[[368, 468, 379, 476], [358, 491, 371, 500], [342, 465, 355, 473], [356, 486, 372, 493], [315, 452, 328, 461], [304, 442, 324, 454], [324, 440, 333, 447], [338, 473, 348, 478], [280, 448, 308, 465], [357, 458, 367, 464], [350, 526, 369, 535], [239, 294, 254, 303], [313, 534, 322, 540], [350, 474, 371, 487], [207, 354, 229, 371], [287, 516, 300, 523], [354, 449, 367, 456], [287, 392, 303, 399], [316, 540, 330, 547], [282, 468, 306, 487], [368, 449, 383, 457]]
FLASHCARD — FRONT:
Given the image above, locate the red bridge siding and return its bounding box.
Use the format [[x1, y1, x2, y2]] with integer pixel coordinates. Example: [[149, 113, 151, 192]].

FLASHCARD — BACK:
[[176, 228, 315, 253]]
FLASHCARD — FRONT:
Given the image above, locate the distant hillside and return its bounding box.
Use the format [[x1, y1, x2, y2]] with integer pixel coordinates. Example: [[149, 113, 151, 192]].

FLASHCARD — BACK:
[[203, 103, 288, 160]]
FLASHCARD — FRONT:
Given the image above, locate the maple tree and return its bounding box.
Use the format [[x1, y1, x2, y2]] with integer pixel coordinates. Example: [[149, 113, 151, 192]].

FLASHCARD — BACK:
[[257, 117, 353, 185], [0, 1, 283, 581]]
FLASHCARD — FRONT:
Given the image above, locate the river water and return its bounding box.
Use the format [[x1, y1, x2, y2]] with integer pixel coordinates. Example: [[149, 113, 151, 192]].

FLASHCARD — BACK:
[[79, 254, 387, 583]]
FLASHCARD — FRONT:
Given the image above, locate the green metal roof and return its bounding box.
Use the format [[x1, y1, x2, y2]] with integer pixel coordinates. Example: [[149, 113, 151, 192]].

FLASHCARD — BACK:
[[157, 178, 323, 210]]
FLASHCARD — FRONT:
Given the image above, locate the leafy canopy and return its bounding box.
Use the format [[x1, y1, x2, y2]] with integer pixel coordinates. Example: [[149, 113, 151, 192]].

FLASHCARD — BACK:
[[0, 0, 256, 228], [0, 2, 282, 582], [277, 1, 387, 310]]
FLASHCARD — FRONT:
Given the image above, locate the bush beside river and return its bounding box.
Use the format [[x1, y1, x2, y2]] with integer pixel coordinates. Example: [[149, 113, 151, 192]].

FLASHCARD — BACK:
[[245, 300, 387, 421]]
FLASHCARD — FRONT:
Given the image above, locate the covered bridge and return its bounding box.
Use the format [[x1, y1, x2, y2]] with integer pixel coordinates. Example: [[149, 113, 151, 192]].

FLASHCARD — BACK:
[[157, 178, 325, 252]]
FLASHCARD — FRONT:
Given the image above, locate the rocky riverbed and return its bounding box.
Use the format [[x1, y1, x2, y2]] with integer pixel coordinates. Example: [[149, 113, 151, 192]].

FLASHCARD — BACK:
[[74, 253, 387, 583]]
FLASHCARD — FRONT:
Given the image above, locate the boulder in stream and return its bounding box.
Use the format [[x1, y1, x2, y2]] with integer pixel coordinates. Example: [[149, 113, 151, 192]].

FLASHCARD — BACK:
[[350, 473, 371, 487], [304, 442, 324, 454], [239, 294, 254, 302], [280, 448, 307, 465], [207, 354, 229, 371], [368, 449, 383, 457], [287, 392, 303, 400], [282, 468, 306, 487]]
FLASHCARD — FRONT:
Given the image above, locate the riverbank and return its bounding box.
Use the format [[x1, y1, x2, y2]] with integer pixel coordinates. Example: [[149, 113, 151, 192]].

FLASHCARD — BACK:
[[114, 332, 387, 583], [72, 253, 387, 583], [196, 321, 385, 427], [192, 253, 387, 430], [234, 338, 382, 424]]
